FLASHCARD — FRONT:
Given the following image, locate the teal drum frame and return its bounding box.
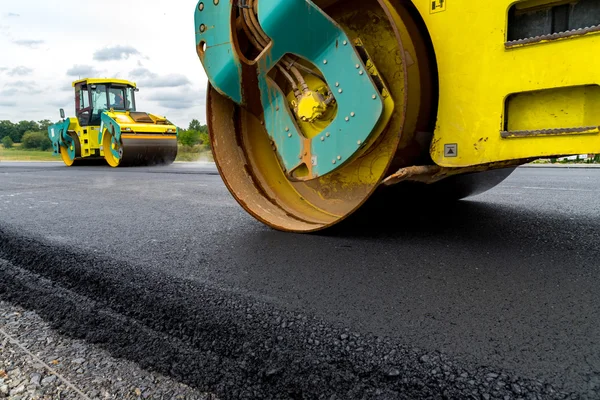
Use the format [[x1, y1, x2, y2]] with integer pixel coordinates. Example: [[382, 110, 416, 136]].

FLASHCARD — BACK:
[[195, 0, 389, 179]]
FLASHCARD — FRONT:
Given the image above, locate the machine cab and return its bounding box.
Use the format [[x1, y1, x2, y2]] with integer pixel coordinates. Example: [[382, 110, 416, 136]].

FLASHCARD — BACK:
[[73, 79, 138, 127]]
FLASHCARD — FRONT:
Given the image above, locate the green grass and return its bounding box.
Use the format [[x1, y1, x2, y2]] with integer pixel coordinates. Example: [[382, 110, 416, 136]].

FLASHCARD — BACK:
[[175, 151, 213, 163], [0, 143, 213, 163], [0, 144, 57, 161], [175, 144, 213, 163]]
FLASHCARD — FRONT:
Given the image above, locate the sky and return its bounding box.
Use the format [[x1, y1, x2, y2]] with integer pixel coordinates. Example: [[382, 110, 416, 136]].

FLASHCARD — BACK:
[[0, 0, 208, 129]]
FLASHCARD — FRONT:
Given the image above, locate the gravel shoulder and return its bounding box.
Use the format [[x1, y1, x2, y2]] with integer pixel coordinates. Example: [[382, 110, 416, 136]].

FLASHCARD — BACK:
[[0, 298, 215, 400]]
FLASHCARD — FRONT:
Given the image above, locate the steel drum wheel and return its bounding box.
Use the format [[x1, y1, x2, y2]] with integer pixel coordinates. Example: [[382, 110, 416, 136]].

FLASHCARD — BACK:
[[207, 0, 437, 232], [103, 130, 122, 168], [59, 132, 81, 167]]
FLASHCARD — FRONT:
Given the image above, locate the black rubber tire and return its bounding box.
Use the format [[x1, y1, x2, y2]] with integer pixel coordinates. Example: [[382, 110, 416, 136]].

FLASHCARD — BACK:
[[355, 167, 516, 216]]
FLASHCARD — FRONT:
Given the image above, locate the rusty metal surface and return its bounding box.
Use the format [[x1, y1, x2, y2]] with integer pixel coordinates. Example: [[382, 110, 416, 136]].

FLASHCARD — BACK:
[[501, 126, 600, 138], [507, 0, 600, 47], [381, 165, 441, 185], [506, 24, 600, 47], [207, 0, 416, 232], [205, 0, 529, 232], [382, 159, 532, 186]]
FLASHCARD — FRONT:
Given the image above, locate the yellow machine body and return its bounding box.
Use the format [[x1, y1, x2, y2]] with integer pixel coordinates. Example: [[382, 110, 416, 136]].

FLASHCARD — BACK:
[[49, 78, 178, 167], [195, 0, 600, 232], [415, 0, 600, 167]]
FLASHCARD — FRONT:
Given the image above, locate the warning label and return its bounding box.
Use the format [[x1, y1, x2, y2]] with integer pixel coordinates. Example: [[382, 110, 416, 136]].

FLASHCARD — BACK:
[[444, 144, 458, 157], [430, 0, 447, 13]]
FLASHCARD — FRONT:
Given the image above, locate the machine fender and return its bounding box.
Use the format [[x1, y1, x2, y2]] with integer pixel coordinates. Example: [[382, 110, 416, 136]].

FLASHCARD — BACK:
[[48, 118, 73, 156], [100, 113, 122, 142], [195, 0, 389, 179]]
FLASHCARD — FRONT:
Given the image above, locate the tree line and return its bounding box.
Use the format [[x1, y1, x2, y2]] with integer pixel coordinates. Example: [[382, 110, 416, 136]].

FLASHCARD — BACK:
[[178, 119, 210, 149], [0, 120, 52, 143], [0, 118, 210, 151], [0, 120, 53, 150]]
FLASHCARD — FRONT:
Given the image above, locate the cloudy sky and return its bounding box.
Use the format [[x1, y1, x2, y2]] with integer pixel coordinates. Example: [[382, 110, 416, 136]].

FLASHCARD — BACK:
[[0, 1, 208, 128]]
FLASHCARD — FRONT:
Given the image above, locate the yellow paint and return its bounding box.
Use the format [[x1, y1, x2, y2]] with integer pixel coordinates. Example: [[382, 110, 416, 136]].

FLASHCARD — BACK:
[[121, 134, 178, 140], [286, 75, 337, 142], [506, 85, 600, 132], [513, 0, 570, 11], [413, 0, 600, 166], [296, 91, 328, 123], [429, 0, 447, 14], [56, 78, 178, 167], [72, 78, 136, 88], [351, 44, 396, 160], [59, 145, 75, 167], [103, 131, 120, 168]]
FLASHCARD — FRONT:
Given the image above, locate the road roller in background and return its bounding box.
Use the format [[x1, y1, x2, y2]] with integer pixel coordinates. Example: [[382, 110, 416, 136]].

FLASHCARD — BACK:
[[48, 78, 178, 167], [195, 0, 600, 232]]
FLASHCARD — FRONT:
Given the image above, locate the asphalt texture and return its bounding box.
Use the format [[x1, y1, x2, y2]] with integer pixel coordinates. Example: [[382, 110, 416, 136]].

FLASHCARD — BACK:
[[0, 162, 599, 399]]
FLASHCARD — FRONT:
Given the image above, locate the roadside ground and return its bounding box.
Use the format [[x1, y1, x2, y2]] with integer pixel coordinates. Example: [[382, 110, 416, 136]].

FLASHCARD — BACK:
[[0, 299, 216, 400]]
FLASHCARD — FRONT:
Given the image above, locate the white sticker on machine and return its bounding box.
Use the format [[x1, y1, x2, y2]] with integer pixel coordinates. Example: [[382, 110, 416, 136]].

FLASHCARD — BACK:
[[444, 144, 458, 157]]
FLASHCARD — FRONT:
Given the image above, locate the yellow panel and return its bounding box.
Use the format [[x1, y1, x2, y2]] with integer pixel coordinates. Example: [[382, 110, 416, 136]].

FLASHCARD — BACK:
[[412, 0, 600, 166], [72, 78, 136, 88], [506, 85, 600, 132]]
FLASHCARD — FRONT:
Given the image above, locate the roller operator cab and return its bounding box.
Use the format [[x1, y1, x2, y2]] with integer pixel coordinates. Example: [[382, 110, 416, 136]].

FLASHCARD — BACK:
[[48, 78, 178, 167], [195, 0, 600, 232]]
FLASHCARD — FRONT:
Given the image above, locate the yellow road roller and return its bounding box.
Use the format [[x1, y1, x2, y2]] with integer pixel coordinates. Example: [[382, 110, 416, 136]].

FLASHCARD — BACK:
[[48, 78, 178, 167], [195, 0, 600, 232]]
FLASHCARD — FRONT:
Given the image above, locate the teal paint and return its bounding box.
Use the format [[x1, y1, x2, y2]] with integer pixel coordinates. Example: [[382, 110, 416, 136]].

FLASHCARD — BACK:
[[196, 0, 385, 177], [194, 0, 243, 104], [48, 119, 71, 156], [100, 113, 124, 160], [101, 113, 122, 141]]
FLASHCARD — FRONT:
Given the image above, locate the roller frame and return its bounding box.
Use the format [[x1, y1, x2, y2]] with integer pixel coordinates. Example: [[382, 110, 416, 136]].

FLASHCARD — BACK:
[[197, 0, 600, 232], [48, 78, 179, 168]]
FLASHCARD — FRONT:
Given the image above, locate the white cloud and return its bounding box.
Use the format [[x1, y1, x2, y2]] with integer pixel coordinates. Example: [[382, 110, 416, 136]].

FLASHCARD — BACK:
[[130, 67, 152, 78], [94, 45, 140, 61], [139, 74, 190, 88], [2, 81, 41, 94], [7, 66, 33, 76], [128, 67, 190, 88], [0, 0, 209, 128], [48, 95, 72, 108], [66, 65, 100, 77], [147, 88, 205, 110], [13, 39, 44, 48], [0, 99, 17, 107]]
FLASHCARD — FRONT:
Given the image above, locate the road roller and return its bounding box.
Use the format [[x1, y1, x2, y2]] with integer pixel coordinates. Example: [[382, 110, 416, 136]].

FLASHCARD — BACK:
[[48, 78, 178, 167], [195, 0, 600, 232]]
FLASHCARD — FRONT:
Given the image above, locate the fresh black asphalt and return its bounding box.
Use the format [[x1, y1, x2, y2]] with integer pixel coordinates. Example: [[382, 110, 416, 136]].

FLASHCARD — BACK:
[[0, 162, 599, 399]]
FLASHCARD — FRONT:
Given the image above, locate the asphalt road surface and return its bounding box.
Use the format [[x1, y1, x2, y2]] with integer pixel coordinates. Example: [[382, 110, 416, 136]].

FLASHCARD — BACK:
[[1, 162, 599, 399]]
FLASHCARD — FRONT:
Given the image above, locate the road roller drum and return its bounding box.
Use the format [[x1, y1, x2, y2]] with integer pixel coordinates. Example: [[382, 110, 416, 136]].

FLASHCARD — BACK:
[[194, 0, 600, 232], [48, 79, 178, 168]]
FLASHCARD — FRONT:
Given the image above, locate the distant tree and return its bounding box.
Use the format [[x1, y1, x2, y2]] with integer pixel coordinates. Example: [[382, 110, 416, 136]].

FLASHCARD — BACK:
[[38, 119, 53, 133], [22, 131, 52, 151], [188, 119, 208, 132], [188, 119, 202, 132], [199, 131, 210, 147], [2, 136, 13, 149], [15, 121, 40, 142], [0, 120, 18, 142], [178, 129, 202, 147]]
